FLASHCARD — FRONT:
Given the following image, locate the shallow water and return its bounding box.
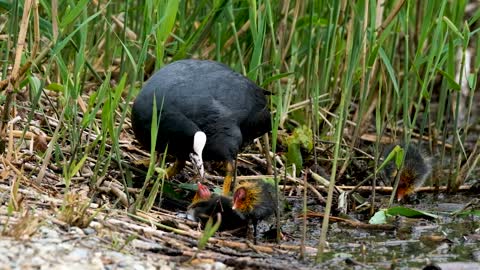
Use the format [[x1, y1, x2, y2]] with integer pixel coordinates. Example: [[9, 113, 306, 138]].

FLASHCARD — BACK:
[[271, 194, 480, 269]]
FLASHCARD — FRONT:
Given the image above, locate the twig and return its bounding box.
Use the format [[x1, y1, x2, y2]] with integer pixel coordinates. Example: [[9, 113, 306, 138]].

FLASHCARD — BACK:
[[304, 211, 396, 231], [376, 0, 406, 36]]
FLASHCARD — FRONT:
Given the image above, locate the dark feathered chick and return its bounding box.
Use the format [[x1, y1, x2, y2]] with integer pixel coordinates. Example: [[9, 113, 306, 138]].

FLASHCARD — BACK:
[[131, 59, 271, 195], [382, 143, 432, 201], [232, 179, 277, 241], [188, 183, 247, 232]]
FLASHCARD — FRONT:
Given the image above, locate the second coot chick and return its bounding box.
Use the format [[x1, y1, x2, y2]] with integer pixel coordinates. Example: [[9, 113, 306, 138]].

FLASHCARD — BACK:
[[188, 183, 248, 232], [232, 179, 277, 241], [382, 143, 432, 201]]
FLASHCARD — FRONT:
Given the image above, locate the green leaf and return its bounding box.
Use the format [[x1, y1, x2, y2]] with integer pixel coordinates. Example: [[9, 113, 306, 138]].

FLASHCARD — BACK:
[[467, 74, 476, 89], [198, 214, 221, 250], [285, 125, 313, 171], [442, 16, 464, 41], [394, 147, 405, 169], [28, 76, 42, 95], [386, 206, 439, 219], [53, 10, 102, 55], [370, 206, 439, 224], [260, 72, 295, 87], [286, 142, 302, 171], [60, 0, 90, 28], [178, 182, 199, 191], [262, 177, 275, 186], [437, 68, 461, 91], [454, 209, 480, 217], [377, 145, 402, 173], [155, 0, 180, 67], [45, 83, 65, 92], [288, 125, 314, 151], [369, 210, 387, 224], [212, 186, 223, 195], [378, 47, 400, 96], [173, 0, 228, 60], [161, 182, 183, 200]]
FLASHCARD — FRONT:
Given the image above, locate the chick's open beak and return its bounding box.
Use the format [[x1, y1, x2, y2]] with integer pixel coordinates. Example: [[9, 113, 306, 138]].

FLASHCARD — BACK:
[[232, 198, 238, 210], [189, 153, 205, 178]]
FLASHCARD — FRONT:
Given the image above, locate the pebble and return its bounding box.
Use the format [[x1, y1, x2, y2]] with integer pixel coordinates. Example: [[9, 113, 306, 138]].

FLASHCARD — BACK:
[[0, 222, 190, 270]]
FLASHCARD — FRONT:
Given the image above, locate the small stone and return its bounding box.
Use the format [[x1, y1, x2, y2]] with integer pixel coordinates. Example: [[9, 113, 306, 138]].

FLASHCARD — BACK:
[[83, 227, 96, 235]]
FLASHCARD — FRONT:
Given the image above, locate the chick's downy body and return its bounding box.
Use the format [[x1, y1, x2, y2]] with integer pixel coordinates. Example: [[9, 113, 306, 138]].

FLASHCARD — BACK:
[[188, 183, 247, 232], [232, 179, 277, 239], [382, 143, 432, 201]]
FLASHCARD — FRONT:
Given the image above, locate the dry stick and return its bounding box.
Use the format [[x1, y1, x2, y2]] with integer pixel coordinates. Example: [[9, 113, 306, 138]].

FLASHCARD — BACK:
[[376, 0, 406, 36], [8, 129, 52, 140], [1, 157, 29, 186], [286, 175, 326, 203], [206, 174, 274, 182], [51, 0, 59, 42], [454, 137, 480, 190], [36, 111, 65, 184], [316, 1, 350, 261], [305, 212, 396, 231], [0, 182, 70, 207], [262, 133, 273, 175], [3, 8, 32, 127], [299, 172, 307, 260], [32, 1, 40, 58], [201, 12, 252, 58], [339, 185, 473, 193], [11, 0, 32, 78], [337, 0, 371, 182], [124, 213, 315, 255], [21, 162, 58, 181], [310, 169, 342, 194], [0, 40, 52, 91], [280, 0, 302, 64], [6, 121, 15, 161], [97, 186, 129, 207], [277, 184, 473, 195], [0, 0, 33, 146]]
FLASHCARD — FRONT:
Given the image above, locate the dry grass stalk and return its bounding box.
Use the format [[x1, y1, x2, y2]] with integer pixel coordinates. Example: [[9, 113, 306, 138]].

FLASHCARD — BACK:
[[4, 210, 41, 240], [58, 192, 96, 228]]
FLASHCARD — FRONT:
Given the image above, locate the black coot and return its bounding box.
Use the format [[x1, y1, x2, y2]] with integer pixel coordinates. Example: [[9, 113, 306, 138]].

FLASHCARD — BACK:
[[131, 59, 271, 195]]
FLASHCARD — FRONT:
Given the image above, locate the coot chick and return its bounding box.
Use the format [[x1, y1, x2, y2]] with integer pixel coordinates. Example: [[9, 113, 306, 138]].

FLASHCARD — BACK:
[[382, 143, 432, 201], [191, 181, 211, 204], [131, 59, 271, 195], [188, 183, 248, 232], [232, 179, 277, 242]]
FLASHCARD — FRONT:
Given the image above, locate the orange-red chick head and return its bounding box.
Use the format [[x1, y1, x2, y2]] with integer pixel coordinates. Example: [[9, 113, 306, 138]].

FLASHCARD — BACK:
[[232, 181, 261, 214], [192, 182, 211, 203], [396, 166, 424, 201]]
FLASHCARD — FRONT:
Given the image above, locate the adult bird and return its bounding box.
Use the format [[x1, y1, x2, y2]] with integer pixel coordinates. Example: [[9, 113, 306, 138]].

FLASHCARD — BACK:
[[131, 59, 271, 195]]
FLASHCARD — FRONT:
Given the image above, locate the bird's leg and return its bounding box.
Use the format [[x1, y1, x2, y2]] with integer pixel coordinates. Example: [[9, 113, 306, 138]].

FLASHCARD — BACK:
[[222, 160, 234, 196], [166, 159, 186, 178]]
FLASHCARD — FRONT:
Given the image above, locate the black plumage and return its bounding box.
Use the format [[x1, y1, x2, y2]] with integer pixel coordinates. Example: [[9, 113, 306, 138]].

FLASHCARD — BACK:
[[382, 143, 432, 201], [131, 59, 271, 194], [232, 179, 277, 242], [188, 193, 248, 233]]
